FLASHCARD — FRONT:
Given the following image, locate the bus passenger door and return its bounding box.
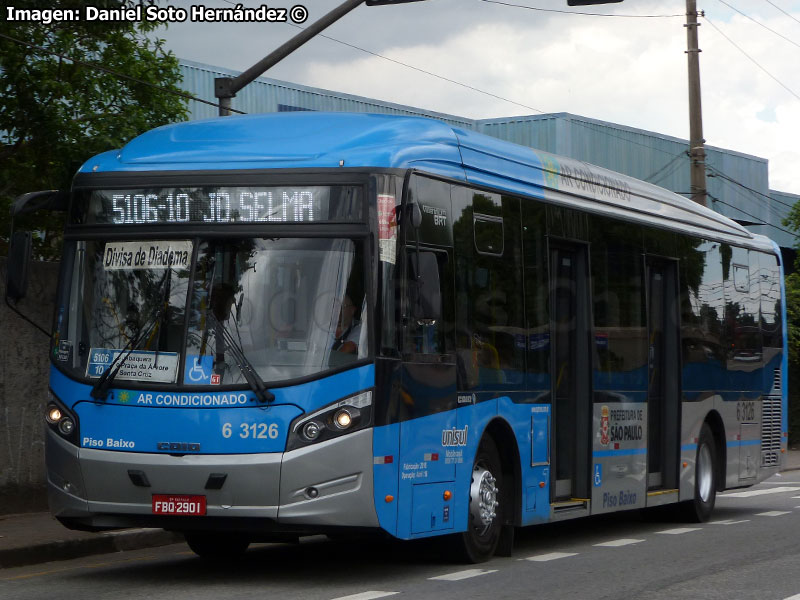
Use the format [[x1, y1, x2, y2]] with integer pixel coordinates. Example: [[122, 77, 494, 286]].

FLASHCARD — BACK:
[[397, 247, 458, 537], [549, 243, 591, 502], [646, 259, 680, 491]]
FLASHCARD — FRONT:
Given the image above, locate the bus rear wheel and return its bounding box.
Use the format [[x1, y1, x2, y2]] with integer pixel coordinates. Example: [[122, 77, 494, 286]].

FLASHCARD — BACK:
[[456, 436, 504, 563], [677, 423, 717, 523], [185, 532, 250, 560]]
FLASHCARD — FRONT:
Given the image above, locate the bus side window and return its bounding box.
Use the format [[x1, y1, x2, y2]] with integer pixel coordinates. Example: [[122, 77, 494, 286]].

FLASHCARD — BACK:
[[404, 249, 452, 358]]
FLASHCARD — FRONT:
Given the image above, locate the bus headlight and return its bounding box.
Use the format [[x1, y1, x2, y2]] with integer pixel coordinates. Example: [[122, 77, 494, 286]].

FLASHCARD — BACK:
[[45, 392, 79, 445], [46, 405, 63, 424], [287, 389, 372, 451], [334, 407, 359, 430]]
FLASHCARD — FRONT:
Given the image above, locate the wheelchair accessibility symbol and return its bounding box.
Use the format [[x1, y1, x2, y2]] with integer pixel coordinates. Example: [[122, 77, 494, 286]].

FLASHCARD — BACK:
[[184, 355, 213, 385], [593, 464, 603, 487]]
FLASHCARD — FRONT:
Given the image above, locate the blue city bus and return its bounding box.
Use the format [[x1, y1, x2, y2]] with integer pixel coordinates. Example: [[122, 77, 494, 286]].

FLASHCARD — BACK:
[[6, 112, 787, 562]]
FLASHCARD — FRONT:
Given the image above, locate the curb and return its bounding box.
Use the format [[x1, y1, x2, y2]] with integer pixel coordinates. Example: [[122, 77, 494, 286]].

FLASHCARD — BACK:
[[0, 528, 184, 569]]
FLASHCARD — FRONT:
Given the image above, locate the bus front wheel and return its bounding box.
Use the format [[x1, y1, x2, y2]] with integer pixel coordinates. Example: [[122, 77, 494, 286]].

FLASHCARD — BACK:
[[678, 423, 717, 523], [185, 532, 250, 560], [456, 436, 504, 563]]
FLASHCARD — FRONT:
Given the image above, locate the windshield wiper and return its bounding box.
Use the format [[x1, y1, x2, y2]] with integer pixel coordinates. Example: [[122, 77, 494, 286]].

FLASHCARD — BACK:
[[202, 309, 275, 404], [91, 269, 172, 401]]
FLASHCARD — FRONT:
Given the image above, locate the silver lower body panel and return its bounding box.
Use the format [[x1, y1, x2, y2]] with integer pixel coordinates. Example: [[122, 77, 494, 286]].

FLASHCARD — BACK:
[[46, 428, 379, 533]]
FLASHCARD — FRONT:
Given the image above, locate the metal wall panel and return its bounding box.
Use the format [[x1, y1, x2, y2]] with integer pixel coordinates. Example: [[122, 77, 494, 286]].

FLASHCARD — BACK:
[[178, 60, 475, 128]]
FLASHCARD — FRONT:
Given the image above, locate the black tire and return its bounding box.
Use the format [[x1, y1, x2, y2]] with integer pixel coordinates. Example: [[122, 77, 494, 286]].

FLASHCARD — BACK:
[[455, 436, 504, 563], [185, 532, 250, 560], [677, 423, 717, 522]]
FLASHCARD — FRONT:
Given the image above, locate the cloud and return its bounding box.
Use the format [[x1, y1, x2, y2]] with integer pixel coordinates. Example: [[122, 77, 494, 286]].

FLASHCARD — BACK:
[[158, 0, 800, 194]]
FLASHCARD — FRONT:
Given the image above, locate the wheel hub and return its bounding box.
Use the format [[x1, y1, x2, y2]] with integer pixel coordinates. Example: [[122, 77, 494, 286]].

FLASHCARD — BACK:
[[469, 466, 499, 535]]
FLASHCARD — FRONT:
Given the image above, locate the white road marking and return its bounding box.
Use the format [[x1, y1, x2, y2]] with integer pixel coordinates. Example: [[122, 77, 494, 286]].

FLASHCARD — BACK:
[[330, 593, 399, 600], [522, 552, 578, 562], [723, 486, 800, 498], [593, 538, 645, 547], [710, 519, 751, 525], [780, 595, 800, 600], [428, 569, 498, 581], [656, 527, 702, 535], [756, 511, 792, 517]]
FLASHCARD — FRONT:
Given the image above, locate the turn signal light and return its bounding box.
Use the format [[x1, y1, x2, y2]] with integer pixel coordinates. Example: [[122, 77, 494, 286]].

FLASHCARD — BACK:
[[443, 490, 452, 501]]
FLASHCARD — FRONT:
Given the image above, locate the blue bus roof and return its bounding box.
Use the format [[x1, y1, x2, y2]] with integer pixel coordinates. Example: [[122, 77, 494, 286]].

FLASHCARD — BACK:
[[78, 112, 773, 252]]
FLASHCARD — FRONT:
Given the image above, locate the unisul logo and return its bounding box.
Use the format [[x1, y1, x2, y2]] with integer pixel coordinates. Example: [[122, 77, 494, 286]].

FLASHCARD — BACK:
[[442, 425, 468, 447]]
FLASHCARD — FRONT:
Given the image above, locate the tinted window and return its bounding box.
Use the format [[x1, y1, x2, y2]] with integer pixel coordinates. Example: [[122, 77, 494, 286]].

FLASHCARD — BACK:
[[759, 252, 783, 352], [474, 215, 504, 256], [403, 248, 454, 359], [723, 247, 762, 387], [523, 201, 550, 391], [453, 188, 525, 390], [681, 240, 725, 392], [590, 217, 646, 401]]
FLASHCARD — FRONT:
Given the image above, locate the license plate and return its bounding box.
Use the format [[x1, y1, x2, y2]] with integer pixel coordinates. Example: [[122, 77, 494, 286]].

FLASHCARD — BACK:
[[152, 494, 206, 516]]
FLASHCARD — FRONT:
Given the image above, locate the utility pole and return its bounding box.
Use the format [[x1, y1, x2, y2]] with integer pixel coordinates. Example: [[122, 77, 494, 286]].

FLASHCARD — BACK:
[[685, 0, 707, 207]]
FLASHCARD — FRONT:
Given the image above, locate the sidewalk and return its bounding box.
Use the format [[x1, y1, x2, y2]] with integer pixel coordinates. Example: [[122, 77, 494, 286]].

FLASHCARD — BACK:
[[2, 449, 800, 569], [0, 512, 183, 569]]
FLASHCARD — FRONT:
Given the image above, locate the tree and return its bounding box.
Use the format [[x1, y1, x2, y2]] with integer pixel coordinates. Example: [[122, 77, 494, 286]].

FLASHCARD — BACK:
[[0, 0, 188, 259], [784, 204, 800, 444]]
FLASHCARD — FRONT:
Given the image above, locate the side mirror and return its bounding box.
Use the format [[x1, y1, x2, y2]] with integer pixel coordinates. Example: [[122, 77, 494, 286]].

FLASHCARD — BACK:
[[6, 231, 33, 303], [410, 251, 442, 323]]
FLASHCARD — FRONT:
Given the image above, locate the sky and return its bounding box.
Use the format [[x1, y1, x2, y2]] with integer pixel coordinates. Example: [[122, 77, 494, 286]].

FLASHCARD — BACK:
[[156, 0, 800, 195]]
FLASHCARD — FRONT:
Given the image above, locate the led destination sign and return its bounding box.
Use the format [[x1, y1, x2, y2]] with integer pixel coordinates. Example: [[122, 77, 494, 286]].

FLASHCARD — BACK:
[[75, 186, 362, 225]]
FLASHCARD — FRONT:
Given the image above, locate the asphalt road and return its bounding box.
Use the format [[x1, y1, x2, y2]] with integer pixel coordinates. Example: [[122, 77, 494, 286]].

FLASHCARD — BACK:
[[5, 471, 800, 600]]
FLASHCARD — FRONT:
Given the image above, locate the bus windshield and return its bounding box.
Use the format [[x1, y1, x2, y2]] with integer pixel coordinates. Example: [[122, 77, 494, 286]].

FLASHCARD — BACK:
[[54, 237, 368, 387]]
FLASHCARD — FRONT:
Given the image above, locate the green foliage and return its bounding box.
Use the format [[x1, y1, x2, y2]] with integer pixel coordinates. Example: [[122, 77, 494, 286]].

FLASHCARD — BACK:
[[785, 272, 800, 444], [0, 0, 188, 259], [784, 205, 800, 444]]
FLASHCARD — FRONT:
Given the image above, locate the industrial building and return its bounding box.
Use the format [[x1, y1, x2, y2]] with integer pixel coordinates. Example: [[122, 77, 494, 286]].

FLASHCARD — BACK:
[[178, 59, 798, 257]]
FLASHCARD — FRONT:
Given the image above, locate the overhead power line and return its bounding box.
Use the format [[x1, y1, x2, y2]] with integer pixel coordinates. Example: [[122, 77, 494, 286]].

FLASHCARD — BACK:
[[716, 0, 800, 50], [286, 23, 547, 115], [702, 15, 800, 102], [764, 0, 800, 26], [478, 0, 684, 18], [706, 164, 796, 209], [708, 193, 797, 236], [0, 32, 247, 115]]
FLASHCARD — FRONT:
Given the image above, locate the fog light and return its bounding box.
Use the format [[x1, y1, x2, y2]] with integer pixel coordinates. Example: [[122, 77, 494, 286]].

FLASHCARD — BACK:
[[46, 405, 62, 424], [333, 409, 353, 429], [58, 417, 75, 436], [302, 421, 322, 441]]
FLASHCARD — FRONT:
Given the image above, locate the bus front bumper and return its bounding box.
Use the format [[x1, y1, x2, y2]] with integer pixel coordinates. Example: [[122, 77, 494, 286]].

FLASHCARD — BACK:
[[46, 428, 380, 533]]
